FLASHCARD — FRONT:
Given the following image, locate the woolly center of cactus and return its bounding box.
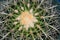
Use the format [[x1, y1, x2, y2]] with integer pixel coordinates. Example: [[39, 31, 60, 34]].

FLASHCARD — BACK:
[[16, 11, 38, 30]]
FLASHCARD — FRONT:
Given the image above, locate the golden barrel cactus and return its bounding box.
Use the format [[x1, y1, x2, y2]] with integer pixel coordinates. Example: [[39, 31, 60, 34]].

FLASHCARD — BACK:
[[0, 0, 60, 40]]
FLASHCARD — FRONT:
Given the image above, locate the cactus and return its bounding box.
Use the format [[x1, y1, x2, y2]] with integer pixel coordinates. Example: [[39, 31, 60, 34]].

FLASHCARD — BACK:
[[0, 0, 60, 40]]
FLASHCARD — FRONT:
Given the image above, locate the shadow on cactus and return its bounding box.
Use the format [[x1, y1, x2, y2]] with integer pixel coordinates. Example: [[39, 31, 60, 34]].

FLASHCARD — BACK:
[[1, 0, 60, 40]]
